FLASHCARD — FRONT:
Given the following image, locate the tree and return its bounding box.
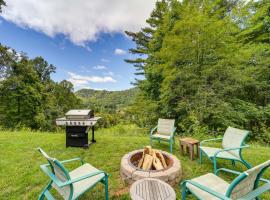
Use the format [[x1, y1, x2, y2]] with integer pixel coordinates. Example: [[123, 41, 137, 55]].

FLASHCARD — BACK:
[[240, 0, 270, 44], [0, 57, 44, 128], [31, 56, 56, 82], [0, 44, 82, 131], [127, 0, 270, 143], [0, 0, 6, 12]]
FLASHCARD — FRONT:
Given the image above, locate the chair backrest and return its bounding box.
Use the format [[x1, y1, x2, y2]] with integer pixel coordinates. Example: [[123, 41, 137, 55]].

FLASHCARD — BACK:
[[38, 148, 73, 200], [227, 160, 270, 199], [157, 118, 175, 136], [222, 127, 249, 158]]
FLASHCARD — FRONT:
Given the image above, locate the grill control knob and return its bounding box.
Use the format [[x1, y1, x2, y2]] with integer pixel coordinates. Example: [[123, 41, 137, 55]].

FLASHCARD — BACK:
[[83, 122, 85, 125], [74, 122, 76, 125], [70, 121, 72, 125], [78, 122, 80, 125]]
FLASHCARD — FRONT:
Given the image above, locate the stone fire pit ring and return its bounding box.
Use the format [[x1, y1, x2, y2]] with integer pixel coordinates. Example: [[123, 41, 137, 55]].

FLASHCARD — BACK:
[[120, 149, 182, 186]]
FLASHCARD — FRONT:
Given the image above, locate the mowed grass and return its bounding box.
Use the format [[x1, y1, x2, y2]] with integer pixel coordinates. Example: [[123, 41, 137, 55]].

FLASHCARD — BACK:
[[0, 125, 270, 199]]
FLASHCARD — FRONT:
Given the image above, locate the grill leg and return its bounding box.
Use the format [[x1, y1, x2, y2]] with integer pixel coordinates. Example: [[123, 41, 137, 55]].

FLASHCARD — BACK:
[[91, 126, 96, 143]]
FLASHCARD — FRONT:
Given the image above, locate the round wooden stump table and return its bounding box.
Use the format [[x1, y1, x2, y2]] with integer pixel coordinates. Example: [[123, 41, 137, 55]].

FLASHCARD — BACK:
[[130, 178, 176, 200]]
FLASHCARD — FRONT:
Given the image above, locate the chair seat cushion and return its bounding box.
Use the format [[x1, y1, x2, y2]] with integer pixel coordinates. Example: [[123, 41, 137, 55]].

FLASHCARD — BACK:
[[186, 173, 229, 200], [200, 146, 239, 160], [70, 163, 105, 199], [152, 133, 171, 140]]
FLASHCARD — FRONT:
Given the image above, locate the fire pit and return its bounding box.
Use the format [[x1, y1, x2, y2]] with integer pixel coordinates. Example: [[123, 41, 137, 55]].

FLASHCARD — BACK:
[[120, 148, 182, 186]]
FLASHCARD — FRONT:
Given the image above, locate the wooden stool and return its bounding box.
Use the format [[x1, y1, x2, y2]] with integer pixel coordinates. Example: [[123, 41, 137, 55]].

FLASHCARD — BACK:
[[130, 178, 176, 200], [179, 137, 200, 160]]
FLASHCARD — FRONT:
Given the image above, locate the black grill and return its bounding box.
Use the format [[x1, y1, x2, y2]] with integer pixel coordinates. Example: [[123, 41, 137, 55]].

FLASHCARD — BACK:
[[56, 110, 100, 148], [66, 126, 89, 147]]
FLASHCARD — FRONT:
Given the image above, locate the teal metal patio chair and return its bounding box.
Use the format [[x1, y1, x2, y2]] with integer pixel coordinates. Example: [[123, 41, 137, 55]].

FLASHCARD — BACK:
[[181, 160, 270, 200], [37, 148, 109, 200], [200, 126, 251, 173], [150, 118, 176, 153]]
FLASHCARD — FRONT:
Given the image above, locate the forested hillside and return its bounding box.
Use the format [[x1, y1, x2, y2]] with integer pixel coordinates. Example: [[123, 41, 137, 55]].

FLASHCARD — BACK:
[[76, 87, 138, 113], [75, 88, 138, 128], [126, 0, 270, 143]]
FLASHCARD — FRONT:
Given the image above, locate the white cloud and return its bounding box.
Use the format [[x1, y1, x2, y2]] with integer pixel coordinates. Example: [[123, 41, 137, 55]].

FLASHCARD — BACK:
[[106, 71, 114, 76], [1, 0, 156, 45], [114, 48, 126, 55], [93, 65, 107, 70], [101, 58, 110, 63], [67, 72, 116, 87], [84, 46, 92, 52], [90, 87, 108, 91]]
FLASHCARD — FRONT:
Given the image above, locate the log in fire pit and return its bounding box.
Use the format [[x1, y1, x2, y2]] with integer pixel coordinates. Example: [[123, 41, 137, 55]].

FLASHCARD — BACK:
[[120, 146, 182, 186]]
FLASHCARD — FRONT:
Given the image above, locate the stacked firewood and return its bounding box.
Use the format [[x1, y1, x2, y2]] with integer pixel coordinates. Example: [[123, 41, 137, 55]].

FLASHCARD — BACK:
[[138, 146, 167, 170]]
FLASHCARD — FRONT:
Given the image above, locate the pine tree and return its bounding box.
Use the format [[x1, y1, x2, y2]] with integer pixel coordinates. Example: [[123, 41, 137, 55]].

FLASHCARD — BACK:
[[240, 0, 270, 43], [125, 0, 169, 81]]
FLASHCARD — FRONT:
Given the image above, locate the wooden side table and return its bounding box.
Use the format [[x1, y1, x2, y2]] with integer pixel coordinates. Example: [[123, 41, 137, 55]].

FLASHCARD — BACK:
[[179, 137, 200, 160], [130, 178, 176, 200]]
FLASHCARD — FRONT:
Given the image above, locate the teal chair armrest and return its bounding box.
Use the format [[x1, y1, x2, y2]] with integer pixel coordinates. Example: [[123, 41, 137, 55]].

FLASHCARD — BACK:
[[40, 164, 107, 188], [214, 145, 250, 158], [181, 180, 231, 200], [150, 126, 158, 136], [200, 138, 223, 146], [60, 157, 84, 165], [40, 164, 109, 187], [40, 164, 64, 187]]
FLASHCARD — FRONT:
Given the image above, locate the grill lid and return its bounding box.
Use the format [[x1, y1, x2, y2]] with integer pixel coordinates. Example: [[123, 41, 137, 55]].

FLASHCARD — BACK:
[[65, 109, 93, 120]]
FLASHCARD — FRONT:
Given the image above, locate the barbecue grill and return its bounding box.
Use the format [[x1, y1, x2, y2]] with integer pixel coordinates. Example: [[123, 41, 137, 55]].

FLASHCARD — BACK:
[[56, 109, 101, 148]]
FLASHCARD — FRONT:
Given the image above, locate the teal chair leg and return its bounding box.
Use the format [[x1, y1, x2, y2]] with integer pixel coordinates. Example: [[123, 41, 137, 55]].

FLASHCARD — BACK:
[[158, 138, 161, 143], [199, 148, 203, 164], [150, 136, 152, 146], [170, 139, 173, 153], [213, 157, 218, 174], [105, 176, 109, 200], [181, 183, 187, 200], [38, 181, 52, 200], [38, 193, 45, 200]]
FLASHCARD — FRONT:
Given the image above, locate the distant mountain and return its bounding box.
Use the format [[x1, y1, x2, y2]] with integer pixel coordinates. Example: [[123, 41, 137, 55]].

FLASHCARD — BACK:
[[75, 87, 138, 112]]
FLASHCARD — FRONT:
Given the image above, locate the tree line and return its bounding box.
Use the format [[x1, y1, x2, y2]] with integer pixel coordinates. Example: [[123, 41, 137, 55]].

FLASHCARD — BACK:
[[0, 45, 81, 130], [126, 0, 270, 143]]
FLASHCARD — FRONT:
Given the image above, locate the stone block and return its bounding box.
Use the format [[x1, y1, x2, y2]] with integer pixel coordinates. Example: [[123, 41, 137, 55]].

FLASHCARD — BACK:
[[149, 171, 169, 182], [121, 161, 136, 178], [166, 166, 181, 181], [132, 170, 150, 181]]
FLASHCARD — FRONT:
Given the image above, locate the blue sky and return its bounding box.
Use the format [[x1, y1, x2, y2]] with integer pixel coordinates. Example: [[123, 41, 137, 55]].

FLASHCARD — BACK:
[[0, 0, 156, 91]]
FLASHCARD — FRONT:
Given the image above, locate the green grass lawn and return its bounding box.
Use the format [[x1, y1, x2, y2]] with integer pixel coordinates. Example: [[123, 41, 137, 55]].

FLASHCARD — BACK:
[[0, 125, 269, 199]]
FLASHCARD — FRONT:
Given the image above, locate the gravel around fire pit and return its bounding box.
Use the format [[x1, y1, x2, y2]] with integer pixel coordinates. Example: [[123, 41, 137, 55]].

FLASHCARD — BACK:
[[120, 149, 182, 186]]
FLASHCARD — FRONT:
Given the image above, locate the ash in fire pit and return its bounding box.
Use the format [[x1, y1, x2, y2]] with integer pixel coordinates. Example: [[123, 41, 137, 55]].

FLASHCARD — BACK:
[[121, 147, 182, 186]]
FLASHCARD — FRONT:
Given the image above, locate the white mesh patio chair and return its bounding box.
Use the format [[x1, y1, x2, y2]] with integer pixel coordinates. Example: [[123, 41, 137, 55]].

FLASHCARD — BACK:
[[37, 148, 109, 200], [150, 118, 176, 153], [200, 126, 251, 173], [181, 160, 270, 200]]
